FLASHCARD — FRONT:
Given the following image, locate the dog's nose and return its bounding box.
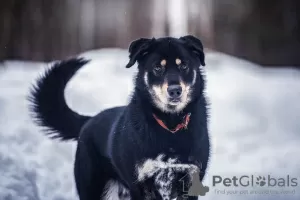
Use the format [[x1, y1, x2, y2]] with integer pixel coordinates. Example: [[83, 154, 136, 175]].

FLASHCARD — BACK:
[[167, 85, 182, 98]]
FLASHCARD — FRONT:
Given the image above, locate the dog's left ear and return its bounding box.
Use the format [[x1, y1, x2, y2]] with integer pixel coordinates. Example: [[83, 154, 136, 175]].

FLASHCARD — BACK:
[[125, 38, 155, 68], [180, 35, 205, 66]]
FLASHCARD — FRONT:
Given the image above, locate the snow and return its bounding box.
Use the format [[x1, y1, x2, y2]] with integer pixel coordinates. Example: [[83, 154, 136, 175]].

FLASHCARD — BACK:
[[0, 49, 300, 200]]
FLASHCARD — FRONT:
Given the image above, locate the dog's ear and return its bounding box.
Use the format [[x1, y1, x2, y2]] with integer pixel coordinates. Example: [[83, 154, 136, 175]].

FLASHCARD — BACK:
[[180, 35, 205, 66], [125, 38, 155, 68]]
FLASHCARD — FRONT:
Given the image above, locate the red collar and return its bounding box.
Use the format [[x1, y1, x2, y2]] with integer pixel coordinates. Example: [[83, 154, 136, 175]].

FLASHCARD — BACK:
[[153, 113, 191, 133]]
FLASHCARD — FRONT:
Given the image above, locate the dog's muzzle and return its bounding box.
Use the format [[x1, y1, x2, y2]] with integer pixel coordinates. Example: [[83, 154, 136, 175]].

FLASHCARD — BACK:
[[167, 85, 182, 102]]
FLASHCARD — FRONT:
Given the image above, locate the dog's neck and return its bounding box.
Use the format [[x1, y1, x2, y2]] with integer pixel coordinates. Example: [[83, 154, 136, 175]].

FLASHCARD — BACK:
[[131, 89, 198, 130], [151, 106, 191, 130]]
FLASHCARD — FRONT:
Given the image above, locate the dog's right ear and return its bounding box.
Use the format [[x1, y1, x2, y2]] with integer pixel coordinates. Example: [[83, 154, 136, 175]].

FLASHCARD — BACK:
[[125, 38, 155, 68], [180, 35, 205, 66]]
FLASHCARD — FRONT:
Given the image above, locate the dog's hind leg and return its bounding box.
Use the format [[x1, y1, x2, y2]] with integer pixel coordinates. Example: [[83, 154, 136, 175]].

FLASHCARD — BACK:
[[74, 141, 108, 200]]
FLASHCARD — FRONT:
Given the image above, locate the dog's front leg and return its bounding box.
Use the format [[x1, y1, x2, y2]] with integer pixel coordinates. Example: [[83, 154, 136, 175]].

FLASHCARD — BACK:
[[128, 187, 142, 200], [136, 155, 199, 200], [154, 167, 174, 200], [153, 165, 199, 200], [129, 183, 157, 200]]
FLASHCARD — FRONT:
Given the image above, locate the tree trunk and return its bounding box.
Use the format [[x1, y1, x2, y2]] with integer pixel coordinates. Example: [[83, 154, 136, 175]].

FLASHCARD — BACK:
[[212, 0, 300, 66], [0, 0, 163, 62]]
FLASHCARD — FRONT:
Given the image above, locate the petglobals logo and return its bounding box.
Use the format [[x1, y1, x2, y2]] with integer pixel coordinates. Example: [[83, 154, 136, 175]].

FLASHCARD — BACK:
[[212, 175, 298, 187]]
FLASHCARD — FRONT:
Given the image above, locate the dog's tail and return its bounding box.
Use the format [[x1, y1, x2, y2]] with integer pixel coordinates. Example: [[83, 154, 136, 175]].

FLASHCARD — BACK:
[[28, 58, 91, 140]]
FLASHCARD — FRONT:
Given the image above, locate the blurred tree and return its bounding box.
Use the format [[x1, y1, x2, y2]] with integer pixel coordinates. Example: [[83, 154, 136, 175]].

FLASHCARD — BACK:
[[0, 0, 159, 61], [211, 0, 300, 66], [1, 0, 299, 66], [0, 1, 17, 61], [187, 0, 214, 48]]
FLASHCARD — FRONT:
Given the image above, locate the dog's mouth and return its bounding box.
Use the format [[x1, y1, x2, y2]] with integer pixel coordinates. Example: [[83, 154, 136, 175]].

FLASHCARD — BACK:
[[168, 98, 181, 105], [150, 83, 192, 112]]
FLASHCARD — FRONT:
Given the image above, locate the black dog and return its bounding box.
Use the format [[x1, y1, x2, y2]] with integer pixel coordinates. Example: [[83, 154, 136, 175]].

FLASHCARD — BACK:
[[28, 35, 210, 200]]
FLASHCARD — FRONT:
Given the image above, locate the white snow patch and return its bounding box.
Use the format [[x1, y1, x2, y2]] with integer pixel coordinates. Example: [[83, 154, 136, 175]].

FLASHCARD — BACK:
[[0, 49, 300, 200]]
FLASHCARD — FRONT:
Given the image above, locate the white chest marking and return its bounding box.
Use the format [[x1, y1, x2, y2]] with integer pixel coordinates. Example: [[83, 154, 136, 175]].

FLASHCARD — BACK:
[[136, 154, 199, 200]]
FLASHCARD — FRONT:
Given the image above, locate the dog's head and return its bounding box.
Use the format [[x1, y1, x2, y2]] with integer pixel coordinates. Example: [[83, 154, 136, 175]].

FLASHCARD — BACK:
[[126, 35, 206, 113]]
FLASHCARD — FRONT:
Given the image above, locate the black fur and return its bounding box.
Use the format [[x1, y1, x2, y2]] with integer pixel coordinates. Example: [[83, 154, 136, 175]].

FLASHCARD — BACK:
[[28, 35, 210, 200], [28, 58, 91, 140]]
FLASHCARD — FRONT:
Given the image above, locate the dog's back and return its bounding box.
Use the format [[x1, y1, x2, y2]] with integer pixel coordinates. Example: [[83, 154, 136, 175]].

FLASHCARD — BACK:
[[79, 106, 126, 157]]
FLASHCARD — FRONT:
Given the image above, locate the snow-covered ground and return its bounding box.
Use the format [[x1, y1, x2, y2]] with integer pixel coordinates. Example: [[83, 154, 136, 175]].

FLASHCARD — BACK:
[[0, 49, 300, 200]]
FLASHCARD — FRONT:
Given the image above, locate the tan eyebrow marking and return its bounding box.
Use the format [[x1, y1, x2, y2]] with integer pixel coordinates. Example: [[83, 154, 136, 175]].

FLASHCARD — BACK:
[[160, 59, 167, 67], [175, 58, 181, 65]]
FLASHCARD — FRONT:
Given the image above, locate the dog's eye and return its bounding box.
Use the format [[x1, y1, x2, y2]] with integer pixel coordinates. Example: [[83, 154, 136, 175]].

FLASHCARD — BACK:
[[179, 64, 188, 70], [153, 65, 163, 74]]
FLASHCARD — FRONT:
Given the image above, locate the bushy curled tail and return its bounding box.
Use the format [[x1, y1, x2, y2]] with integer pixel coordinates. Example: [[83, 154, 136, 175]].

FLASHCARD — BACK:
[[28, 58, 91, 140]]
